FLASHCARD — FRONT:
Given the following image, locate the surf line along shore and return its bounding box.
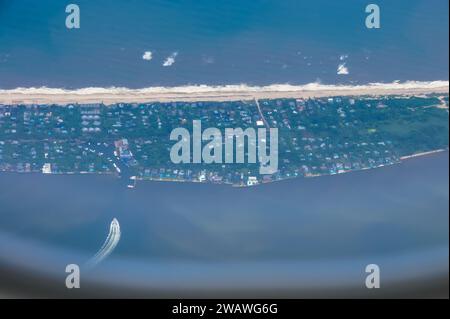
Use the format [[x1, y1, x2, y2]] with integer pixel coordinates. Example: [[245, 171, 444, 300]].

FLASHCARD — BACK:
[[0, 81, 448, 105]]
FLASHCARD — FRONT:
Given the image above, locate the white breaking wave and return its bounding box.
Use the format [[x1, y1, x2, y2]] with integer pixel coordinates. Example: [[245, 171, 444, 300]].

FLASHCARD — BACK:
[[1, 80, 448, 96], [86, 218, 121, 268]]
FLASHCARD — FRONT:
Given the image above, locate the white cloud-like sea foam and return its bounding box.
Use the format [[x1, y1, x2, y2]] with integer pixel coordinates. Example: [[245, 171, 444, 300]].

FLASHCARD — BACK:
[[163, 52, 178, 67], [142, 51, 153, 61], [337, 63, 349, 75]]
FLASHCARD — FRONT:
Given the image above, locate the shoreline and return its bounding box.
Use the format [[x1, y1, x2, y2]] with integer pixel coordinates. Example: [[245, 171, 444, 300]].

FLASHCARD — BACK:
[[400, 149, 447, 161], [0, 81, 448, 105], [2, 149, 447, 188]]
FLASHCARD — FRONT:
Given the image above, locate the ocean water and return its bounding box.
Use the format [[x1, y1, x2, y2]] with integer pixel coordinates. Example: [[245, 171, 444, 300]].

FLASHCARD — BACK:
[[0, 152, 448, 295], [0, 0, 448, 89]]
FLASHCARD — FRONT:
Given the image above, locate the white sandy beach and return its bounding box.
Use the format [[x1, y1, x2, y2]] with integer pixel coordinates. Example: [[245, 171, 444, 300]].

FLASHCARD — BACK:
[[0, 81, 448, 105]]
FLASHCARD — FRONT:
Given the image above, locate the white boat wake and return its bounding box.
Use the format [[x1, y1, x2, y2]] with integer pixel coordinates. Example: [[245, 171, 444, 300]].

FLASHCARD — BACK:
[[86, 218, 121, 268]]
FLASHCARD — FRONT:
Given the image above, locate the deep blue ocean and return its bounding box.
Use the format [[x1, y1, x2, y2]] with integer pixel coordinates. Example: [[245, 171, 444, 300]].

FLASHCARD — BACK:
[[0, 0, 448, 88]]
